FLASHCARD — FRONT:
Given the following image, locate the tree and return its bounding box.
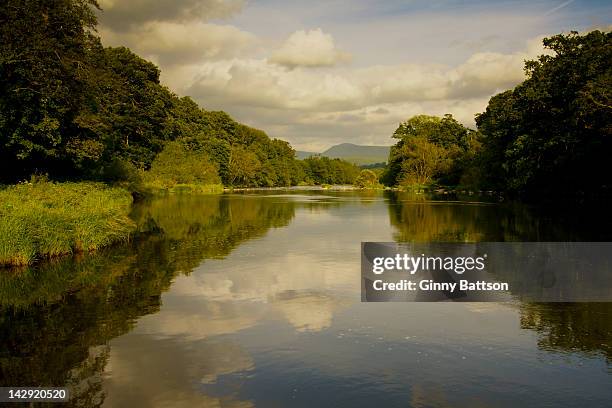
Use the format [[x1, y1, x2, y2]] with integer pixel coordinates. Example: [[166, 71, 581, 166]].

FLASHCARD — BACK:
[[0, 0, 100, 180], [301, 156, 360, 185], [147, 141, 220, 187], [383, 114, 471, 186], [0, 0, 315, 188], [228, 146, 261, 186], [393, 114, 469, 149], [397, 136, 451, 185], [354, 169, 380, 188], [78, 46, 175, 173], [476, 30, 612, 196]]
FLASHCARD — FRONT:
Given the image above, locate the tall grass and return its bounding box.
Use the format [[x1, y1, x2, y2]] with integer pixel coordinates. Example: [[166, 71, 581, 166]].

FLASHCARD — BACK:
[[0, 181, 135, 266]]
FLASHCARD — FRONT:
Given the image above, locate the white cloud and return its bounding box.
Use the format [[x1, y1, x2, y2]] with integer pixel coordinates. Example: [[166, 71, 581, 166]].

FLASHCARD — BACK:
[[97, 0, 255, 70], [184, 44, 536, 113], [447, 51, 529, 98], [92, 0, 605, 150], [270, 29, 351, 68], [97, 0, 246, 30], [186, 58, 364, 110], [99, 22, 257, 66], [171, 33, 552, 149], [97, 0, 551, 151]]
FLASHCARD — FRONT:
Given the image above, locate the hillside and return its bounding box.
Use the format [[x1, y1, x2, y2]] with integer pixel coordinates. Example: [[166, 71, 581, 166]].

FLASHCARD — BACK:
[[296, 143, 390, 165]]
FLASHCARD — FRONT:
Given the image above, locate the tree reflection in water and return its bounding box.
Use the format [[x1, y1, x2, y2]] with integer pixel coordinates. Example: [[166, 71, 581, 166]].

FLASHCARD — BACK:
[[0, 191, 611, 407], [0, 194, 296, 406], [387, 191, 612, 367]]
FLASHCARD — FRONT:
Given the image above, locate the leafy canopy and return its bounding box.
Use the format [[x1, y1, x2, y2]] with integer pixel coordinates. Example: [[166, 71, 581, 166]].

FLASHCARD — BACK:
[[475, 30, 612, 195]]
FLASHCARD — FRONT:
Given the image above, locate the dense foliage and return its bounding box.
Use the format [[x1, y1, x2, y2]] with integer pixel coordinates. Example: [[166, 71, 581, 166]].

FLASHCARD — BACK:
[[0, 0, 358, 187], [384, 30, 611, 197], [0, 0, 101, 180], [475, 30, 611, 196], [382, 114, 475, 187], [354, 169, 381, 189], [301, 156, 360, 185], [144, 141, 221, 188]]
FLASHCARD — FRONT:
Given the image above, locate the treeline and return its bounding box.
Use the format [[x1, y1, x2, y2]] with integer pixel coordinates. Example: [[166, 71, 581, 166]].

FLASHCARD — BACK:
[[301, 156, 361, 185], [0, 0, 360, 188], [382, 30, 611, 198]]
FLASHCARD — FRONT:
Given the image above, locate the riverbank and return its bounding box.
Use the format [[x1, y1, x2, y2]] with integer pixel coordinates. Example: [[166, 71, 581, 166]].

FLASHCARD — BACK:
[[140, 182, 224, 195], [0, 181, 135, 267], [1, 180, 334, 267], [223, 184, 364, 192], [0, 181, 492, 268]]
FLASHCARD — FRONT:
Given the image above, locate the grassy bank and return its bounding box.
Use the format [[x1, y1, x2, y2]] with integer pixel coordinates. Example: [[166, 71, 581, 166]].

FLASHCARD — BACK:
[[0, 181, 135, 266], [140, 182, 224, 195]]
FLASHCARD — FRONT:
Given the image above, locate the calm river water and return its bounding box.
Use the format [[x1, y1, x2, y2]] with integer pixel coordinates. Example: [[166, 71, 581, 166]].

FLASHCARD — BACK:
[[1, 190, 611, 407]]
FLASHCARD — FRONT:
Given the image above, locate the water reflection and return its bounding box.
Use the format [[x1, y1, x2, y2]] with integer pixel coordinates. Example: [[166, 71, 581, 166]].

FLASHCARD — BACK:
[[386, 191, 612, 370], [0, 190, 610, 407], [0, 194, 298, 406], [387, 191, 612, 242], [520, 303, 612, 364], [104, 335, 255, 407]]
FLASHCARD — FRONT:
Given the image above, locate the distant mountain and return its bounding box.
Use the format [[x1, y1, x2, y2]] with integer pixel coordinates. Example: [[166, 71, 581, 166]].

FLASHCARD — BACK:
[[295, 143, 389, 165], [322, 143, 389, 164]]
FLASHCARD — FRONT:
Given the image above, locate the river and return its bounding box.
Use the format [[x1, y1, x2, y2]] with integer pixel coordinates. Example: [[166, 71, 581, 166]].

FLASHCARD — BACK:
[[1, 190, 611, 407]]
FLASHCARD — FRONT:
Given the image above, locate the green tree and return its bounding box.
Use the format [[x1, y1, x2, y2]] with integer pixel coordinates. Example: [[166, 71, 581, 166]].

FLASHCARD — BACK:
[[383, 114, 471, 186], [0, 0, 312, 188], [302, 156, 360, 185], [146, 141, 220, 187], [393, 114, 468, 149], [228, 146, 262, 186], [476, 30, 612, 196], [354, 169, 380, 188], [0, 0, 100, 180], [78, 46, 175, 173], [397, 136, 452, 185]]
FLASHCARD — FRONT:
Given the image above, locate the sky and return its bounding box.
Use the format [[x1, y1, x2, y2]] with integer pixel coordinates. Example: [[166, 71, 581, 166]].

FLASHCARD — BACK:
[[96, 0, 611, 151]]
